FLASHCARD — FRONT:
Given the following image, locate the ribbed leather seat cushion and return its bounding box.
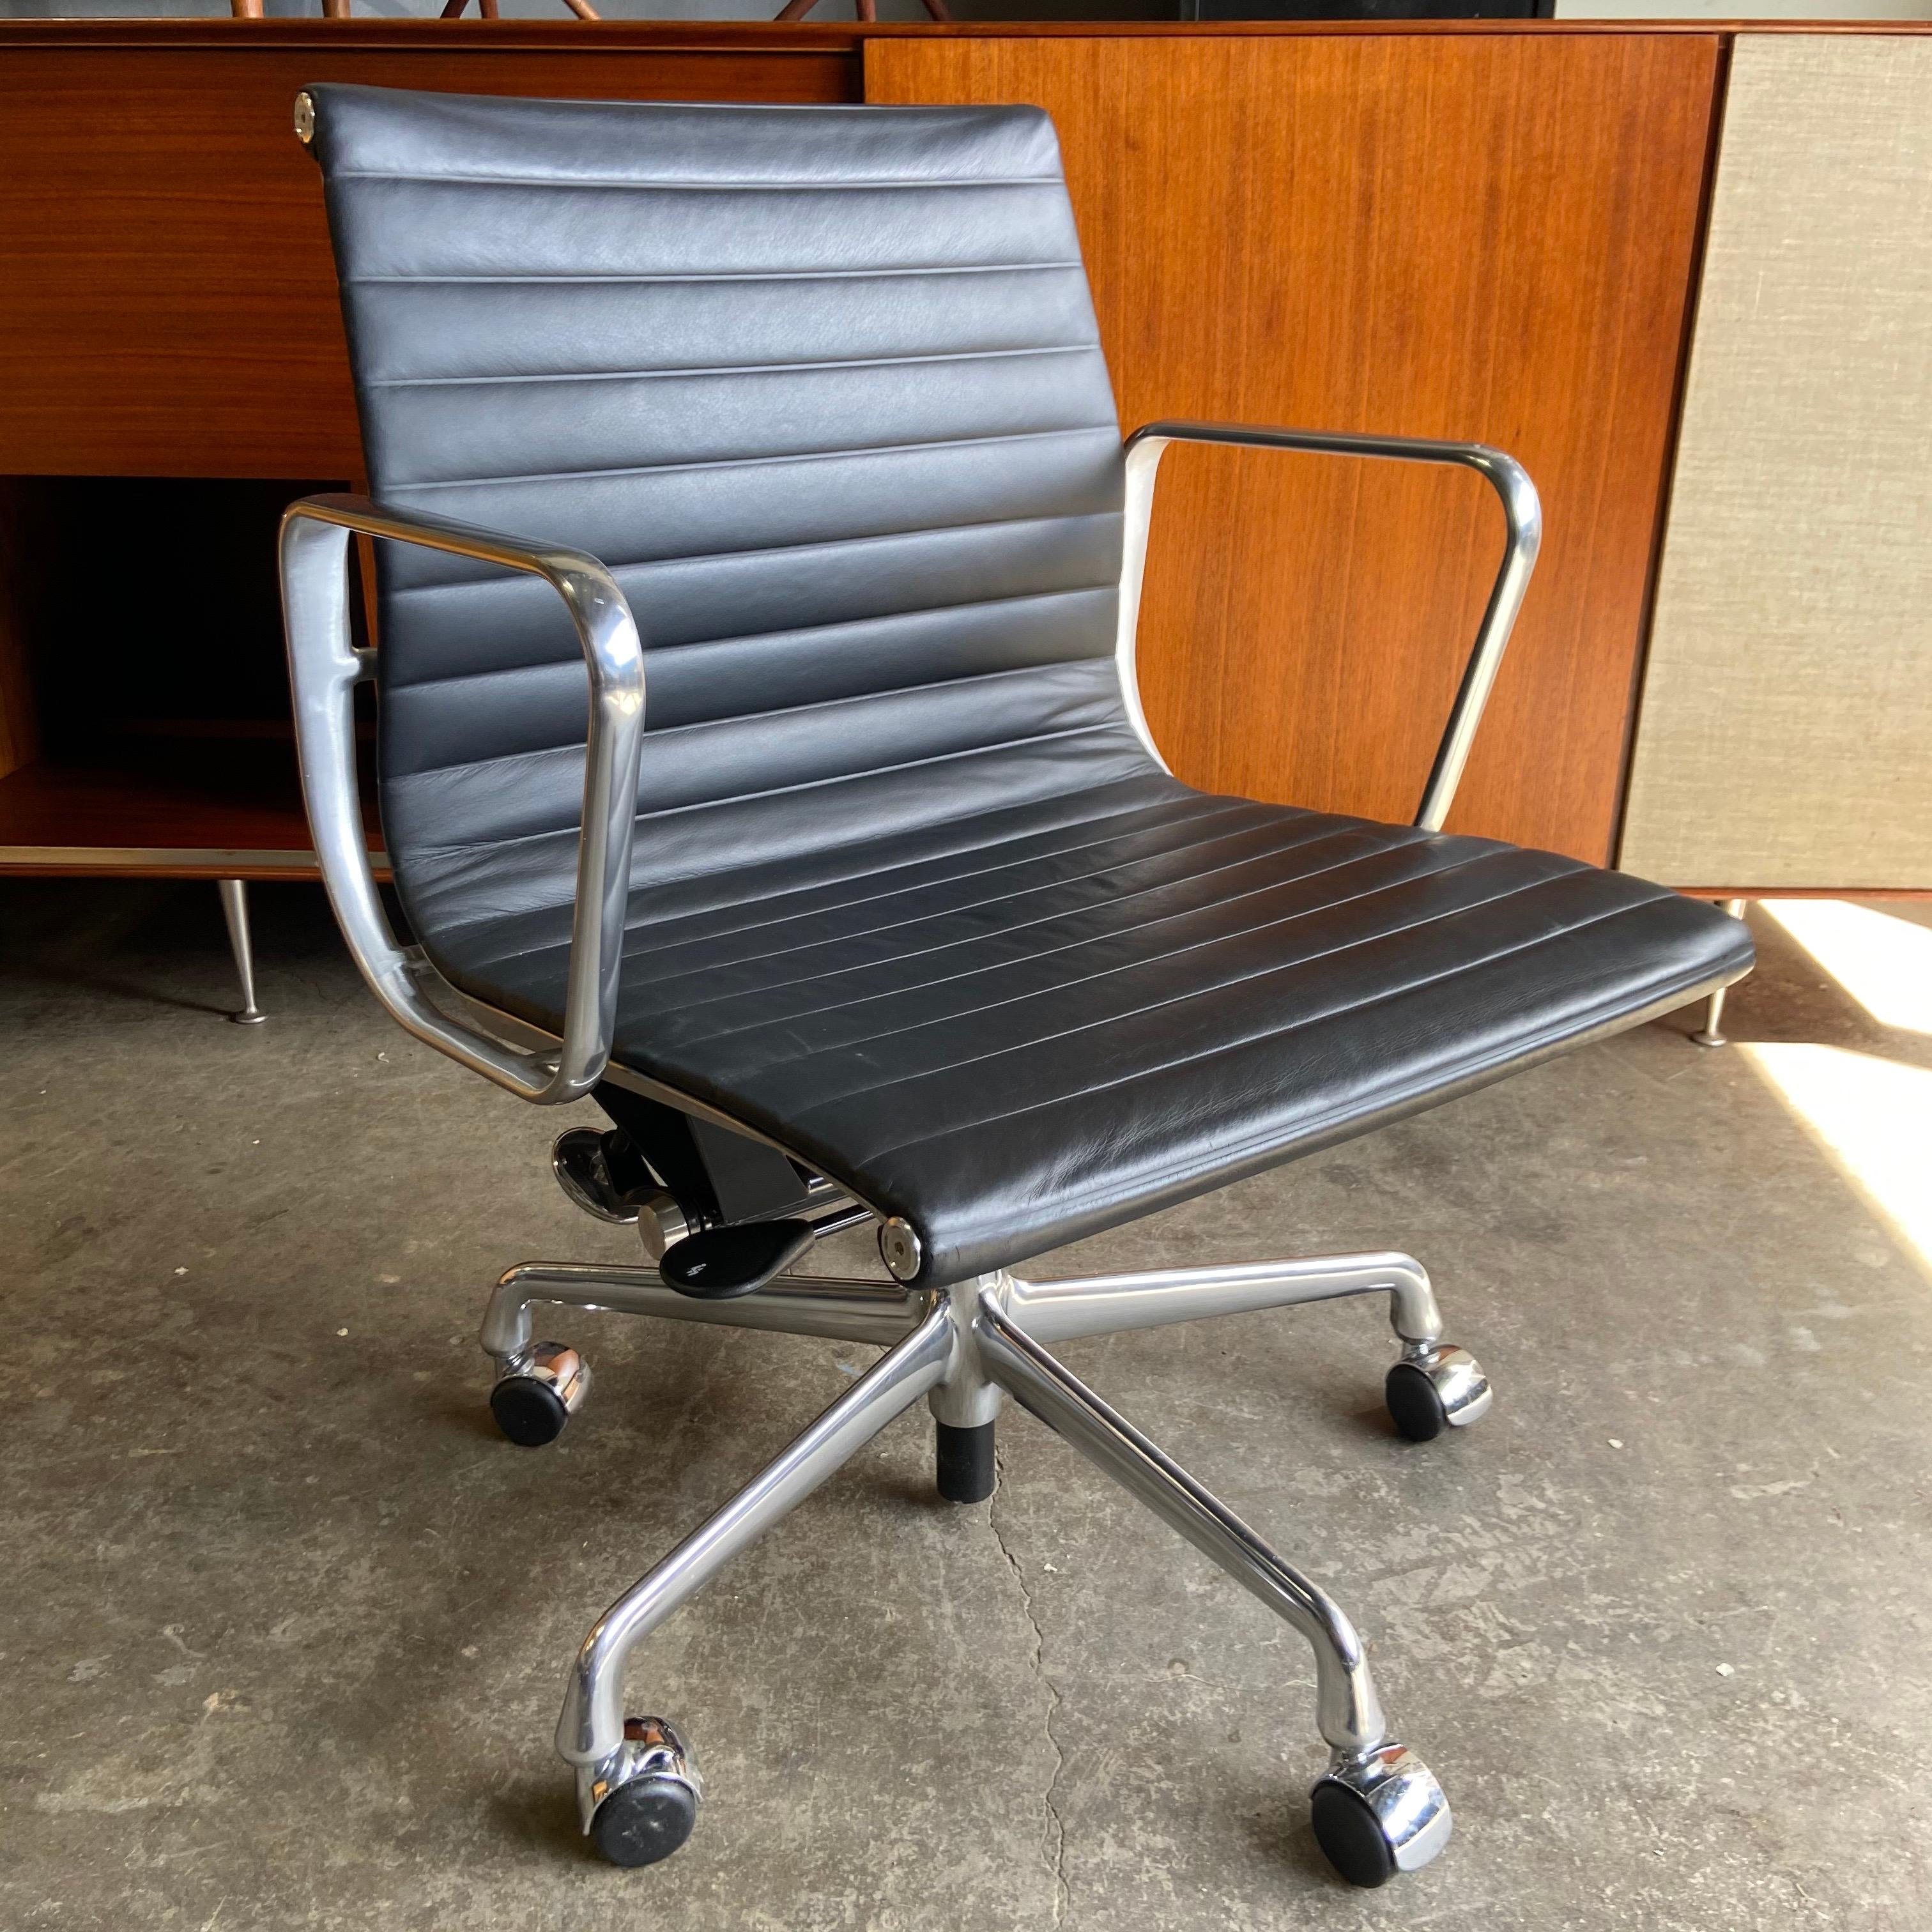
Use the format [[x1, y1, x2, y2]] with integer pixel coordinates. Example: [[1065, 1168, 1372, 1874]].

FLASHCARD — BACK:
[[309, 85, 1751, 1284], [425, 740, 1749, 1283]]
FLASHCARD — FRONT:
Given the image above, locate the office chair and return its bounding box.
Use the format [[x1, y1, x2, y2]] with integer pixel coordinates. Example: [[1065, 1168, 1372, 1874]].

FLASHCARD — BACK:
[[280, 84, 1752, 1890]]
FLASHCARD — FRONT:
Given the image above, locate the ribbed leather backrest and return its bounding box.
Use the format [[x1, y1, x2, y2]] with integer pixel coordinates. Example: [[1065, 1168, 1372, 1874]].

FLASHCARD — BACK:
[[305, 86, 1128, 935]]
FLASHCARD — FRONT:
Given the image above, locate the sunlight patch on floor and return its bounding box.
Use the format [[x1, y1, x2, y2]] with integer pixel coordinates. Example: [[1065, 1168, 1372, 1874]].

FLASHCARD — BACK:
[[1740, 1043, 1932, 1279], [1759, 898, 1932, 1036]]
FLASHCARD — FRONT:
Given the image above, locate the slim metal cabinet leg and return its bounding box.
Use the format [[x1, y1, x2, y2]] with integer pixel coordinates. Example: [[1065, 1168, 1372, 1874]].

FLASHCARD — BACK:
[[1691, 899, 1749, 1047], [217, 878, 268, 1025]]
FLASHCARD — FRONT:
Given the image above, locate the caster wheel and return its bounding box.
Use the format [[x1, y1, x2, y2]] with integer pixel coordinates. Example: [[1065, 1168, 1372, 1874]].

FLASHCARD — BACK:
[[1311, 1779, 1397, 1887], [585, 1717, 701, 1869], [489, 1343, 588, 1447], [1310, 1742, 1452, 1886], [1386, 1344, 1491, 1442], [592, 1772, 699, 1867]]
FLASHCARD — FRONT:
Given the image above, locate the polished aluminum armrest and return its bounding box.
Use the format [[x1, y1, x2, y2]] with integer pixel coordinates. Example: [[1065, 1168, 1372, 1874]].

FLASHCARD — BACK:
[[1117, 420, 1542, 831], [279, 493, 646, 1105]]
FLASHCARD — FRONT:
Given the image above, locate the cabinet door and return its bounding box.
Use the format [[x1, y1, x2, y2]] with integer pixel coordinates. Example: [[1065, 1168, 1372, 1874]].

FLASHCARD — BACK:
[[1621, 36, 1932, 893], [870, 31, 1720, 866]]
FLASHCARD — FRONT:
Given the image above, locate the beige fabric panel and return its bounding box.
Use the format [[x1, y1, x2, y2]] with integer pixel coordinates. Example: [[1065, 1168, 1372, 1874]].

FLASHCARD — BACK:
[[1620, 35, 1932, 889]]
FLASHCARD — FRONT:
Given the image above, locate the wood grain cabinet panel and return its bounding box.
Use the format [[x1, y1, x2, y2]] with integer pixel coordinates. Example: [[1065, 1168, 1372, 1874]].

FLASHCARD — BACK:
[[1620, 36, 1932, 893], [868, 33, 1722, 862], [0, 29, 859, 480], [0, 22, 862, 820]]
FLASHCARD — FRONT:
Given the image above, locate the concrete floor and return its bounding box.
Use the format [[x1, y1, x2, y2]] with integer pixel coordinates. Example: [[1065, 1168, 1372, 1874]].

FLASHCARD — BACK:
[[3, 879, 1929, 1931]]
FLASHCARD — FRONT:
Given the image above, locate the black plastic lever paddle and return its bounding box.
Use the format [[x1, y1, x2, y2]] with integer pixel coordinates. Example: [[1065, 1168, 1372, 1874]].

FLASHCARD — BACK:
[[657, 1219, 816, 1300]]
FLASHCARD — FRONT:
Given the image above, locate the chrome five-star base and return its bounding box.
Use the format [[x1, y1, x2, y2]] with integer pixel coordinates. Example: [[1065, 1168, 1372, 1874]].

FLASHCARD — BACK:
[[479, 1212, 1491, 1889]]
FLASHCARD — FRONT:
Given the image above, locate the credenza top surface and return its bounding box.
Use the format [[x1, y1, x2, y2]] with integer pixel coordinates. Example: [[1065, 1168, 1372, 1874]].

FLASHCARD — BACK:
[[3, 15, 1930, 49]]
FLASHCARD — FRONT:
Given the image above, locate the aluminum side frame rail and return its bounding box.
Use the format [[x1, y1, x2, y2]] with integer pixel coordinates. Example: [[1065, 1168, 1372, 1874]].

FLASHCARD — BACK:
[[279, 493, 646, 1104], [1116, 420, 1543, 831]]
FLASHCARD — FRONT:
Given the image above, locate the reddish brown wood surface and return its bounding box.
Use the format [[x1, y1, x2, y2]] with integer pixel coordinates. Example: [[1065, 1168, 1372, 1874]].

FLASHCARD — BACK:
[[0, 20, 1722, 870], [0, 24, 861, 480], [869, 33, 1722, 863], [0, 742, 383, 880]]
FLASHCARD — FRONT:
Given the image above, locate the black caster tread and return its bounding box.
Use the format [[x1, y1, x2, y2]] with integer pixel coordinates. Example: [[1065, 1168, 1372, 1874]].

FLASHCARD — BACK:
[[1384, 1361, 1448, 1443], [591, 1775, 699, 1868], [1310, 1779, 1399, 1888], [490, 1374, 570, 1448]]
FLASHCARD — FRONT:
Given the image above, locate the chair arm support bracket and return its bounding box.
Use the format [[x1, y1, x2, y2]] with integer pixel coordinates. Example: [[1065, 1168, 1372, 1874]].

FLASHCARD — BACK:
[[279, 492, 646, 1104], [1116, 420, 1542, 831]]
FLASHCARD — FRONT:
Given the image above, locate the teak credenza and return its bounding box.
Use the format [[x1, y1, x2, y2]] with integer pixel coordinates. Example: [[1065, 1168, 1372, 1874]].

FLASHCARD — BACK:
[[3, 19, 1928, 1020]]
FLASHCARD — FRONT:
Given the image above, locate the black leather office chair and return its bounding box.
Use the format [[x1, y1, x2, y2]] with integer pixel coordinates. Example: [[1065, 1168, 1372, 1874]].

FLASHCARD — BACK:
[[280, 84, 1751, 1890]]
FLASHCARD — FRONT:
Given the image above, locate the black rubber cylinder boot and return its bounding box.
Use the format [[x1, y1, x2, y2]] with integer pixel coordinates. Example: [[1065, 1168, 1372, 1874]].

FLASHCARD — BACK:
[[935, 1420, 997, 1503]]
